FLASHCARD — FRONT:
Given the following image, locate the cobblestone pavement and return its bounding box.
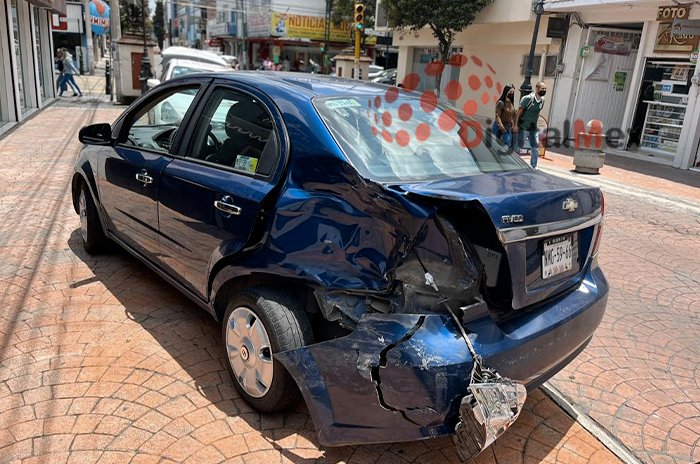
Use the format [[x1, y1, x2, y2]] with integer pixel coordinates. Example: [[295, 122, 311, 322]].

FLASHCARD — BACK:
[[547, 186, 700, 464], [0, 104, 631, 464]]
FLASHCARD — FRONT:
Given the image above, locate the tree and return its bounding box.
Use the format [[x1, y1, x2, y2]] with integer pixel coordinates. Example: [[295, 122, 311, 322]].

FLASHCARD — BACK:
[[153, 1, 165, 49], [381, 0, 493, 96], [120, 0, 151, 36]]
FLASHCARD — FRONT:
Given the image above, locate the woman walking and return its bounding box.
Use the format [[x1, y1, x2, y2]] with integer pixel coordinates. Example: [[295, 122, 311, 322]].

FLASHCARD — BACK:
[[59, 48, 83, 97], [493, 84, 516, 149]]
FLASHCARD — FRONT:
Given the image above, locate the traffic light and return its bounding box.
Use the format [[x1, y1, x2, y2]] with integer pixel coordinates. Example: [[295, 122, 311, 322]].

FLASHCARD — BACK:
[[354, 3, 365, 31]]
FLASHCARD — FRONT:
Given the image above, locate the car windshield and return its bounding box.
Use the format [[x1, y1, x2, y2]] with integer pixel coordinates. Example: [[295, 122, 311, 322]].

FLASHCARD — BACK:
[[314, 94, 529, 183]]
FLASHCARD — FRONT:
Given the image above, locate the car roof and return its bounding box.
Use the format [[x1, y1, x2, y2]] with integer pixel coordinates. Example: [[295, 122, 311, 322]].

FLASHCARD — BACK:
[[169, 59, 231, 72], [179, 71, 391, 100]]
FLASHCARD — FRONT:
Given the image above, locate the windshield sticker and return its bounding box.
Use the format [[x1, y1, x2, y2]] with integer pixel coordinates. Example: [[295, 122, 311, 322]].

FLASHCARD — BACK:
[[234, 155, 258, 173], [325, 99, 361, 109]]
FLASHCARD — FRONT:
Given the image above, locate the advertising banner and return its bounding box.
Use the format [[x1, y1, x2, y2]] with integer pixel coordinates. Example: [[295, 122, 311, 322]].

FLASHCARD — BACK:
[[271, 12, 376, 44]]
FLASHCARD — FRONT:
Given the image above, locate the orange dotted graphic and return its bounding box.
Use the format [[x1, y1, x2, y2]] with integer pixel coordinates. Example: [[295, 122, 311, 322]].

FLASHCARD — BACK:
[[382, 112, 392, 127], [420, 91, 438, 113], [416, 123, 431, 141], [468, 75, 481, 92], [366, 53, 500, 147], [425, 60, 445, 77]]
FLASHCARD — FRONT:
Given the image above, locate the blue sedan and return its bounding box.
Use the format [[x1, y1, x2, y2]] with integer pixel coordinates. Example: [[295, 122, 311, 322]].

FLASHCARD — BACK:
[[72, 72, 607, 459]]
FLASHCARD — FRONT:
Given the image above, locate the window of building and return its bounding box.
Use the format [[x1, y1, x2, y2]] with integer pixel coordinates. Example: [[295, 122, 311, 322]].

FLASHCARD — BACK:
[[11, 0, 30, 112], [520, 54, 558, 78], [411, 47, 463, 104]]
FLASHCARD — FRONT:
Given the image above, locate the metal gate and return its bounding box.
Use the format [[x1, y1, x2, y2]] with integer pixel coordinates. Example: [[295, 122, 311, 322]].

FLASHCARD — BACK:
[[570, 27, 642, 137]]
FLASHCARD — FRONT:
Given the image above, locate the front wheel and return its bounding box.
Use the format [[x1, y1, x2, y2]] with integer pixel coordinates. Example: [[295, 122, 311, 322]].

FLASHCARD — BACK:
[[222, 287, 313, 413]]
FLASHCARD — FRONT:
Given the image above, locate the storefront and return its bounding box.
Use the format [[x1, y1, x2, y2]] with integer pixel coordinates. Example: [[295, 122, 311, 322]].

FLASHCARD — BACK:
[[0, 0, 62, 136], [546, 1, 700, 171], [383, 0, 562, 121], [244, 11, 375, 72]]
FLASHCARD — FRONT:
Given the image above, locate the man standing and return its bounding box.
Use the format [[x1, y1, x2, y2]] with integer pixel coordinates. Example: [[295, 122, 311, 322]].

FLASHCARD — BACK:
[[514, 81, 547, 168]]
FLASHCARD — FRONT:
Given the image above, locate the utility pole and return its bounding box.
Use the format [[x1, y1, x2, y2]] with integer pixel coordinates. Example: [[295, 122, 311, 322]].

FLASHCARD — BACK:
[[139, 0, 153, 94], [241, 0, 248, 69], [520, 0, 545, 99], [353, 3, 364, 79], [323, 0, 331, 74]]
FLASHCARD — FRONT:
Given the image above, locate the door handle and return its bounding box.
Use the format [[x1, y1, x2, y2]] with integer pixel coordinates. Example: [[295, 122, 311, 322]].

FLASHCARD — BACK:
[[135, 170, 153, 185], [214, 195, 242, 216]]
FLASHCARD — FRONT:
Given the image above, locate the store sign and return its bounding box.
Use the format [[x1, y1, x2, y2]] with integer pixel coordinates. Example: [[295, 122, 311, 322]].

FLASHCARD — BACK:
[[691, 49, 699, 64], [672, 19, 700, 36], [655, 22, 700, 53], [657, 5, 690, 21], [51, 13, 68, 31], [208, 21, 233, 37], [613, 71, 627, 91], [205, 38, 224, 47], [594, 35, 632, 56], [247, 12, 271, 38], [89, 0, 109, 35], [270, 12, 377, 44], [580, 45, 591, 58]]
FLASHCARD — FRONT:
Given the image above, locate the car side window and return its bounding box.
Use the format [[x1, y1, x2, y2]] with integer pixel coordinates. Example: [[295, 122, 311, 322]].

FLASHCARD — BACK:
[[188, 88, 278, 176], [122, 86, 199, 153]]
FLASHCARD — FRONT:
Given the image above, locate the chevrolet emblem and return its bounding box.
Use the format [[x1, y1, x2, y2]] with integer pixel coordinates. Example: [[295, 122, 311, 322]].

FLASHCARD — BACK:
[[562, 198, 579, 212]]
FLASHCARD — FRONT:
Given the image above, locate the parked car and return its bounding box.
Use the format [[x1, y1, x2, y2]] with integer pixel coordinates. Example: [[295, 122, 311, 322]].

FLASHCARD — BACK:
[[368, 64, 384, 79], [147, 59, 232, 88], [160, 46, 228, 67], [73, 72, 607, 459], [371, 68, 397, 85]]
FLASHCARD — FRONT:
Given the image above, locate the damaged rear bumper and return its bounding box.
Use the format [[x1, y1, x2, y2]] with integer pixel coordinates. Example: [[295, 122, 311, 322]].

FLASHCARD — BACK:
[[275, 264, 608, 447]]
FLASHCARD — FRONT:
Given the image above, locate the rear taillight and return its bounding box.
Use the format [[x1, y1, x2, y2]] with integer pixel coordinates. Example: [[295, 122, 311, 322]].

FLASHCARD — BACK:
[[591, 193, 604, 257]]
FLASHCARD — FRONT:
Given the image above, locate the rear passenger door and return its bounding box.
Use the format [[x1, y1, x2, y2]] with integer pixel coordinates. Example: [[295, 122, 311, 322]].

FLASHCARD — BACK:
[[157, 84, 284, 298]]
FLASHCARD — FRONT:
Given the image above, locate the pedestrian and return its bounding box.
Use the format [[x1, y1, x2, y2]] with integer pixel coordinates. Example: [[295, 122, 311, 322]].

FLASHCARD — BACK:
[[232, 58, 239, 71], [60, 48, 83, 97], [514, 81, 546, 168], [282, 56, 290, 72], [493, 83, 516, 149], [54, 49, 65, 93]]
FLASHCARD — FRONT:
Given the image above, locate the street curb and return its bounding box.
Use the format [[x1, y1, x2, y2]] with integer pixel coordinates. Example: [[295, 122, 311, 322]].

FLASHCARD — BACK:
[[541, 382, 644, 464], [539, 164, 700, 215]]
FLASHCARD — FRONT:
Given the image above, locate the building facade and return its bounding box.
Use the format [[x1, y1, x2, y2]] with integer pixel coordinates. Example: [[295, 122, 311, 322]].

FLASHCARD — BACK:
[[376, 0, 563, 122], [546, 0, 700, 171], [0, 0, 64, 137]]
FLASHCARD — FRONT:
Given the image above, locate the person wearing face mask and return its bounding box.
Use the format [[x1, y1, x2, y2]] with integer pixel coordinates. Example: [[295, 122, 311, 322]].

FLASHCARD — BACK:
[[514, 81, 547, 168], [493, 84, 516, 149]]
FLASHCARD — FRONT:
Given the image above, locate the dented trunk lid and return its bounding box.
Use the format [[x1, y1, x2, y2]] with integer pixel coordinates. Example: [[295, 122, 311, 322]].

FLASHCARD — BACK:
[[398, 170, 604, 310]]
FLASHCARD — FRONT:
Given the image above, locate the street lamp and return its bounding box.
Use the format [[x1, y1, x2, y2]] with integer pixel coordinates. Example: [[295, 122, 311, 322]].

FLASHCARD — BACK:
[[520, 0, 545, 99], [139, 0, 153, 94]]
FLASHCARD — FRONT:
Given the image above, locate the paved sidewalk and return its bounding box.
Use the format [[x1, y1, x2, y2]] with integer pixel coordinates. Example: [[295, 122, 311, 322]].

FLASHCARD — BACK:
[[538, 150, 700, 203], [0, 108, 625, 463], [536, 156, 700, 463]]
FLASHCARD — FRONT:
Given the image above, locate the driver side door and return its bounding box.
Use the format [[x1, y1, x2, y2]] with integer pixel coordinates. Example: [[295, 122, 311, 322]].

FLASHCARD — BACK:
[[99, 83, 204, 261]]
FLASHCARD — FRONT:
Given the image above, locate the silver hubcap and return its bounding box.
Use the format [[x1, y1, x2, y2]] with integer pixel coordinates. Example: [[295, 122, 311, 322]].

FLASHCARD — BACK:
[[79, 190, 88, 243], [225, 307, 273, 398]]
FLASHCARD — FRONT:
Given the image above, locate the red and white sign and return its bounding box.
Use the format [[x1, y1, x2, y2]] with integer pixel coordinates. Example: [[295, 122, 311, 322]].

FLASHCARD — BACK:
[[51, 13, 68, 31]]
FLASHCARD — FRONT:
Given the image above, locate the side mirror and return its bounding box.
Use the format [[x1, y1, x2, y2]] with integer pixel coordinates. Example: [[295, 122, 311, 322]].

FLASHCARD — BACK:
[[78, 123, 112, 146], [147, 78, 161, 88]]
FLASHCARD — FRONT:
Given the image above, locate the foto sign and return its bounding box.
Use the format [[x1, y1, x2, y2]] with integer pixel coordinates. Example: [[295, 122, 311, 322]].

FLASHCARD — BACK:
[[657, 5, 690, 21], [672, 19, 700, 36]]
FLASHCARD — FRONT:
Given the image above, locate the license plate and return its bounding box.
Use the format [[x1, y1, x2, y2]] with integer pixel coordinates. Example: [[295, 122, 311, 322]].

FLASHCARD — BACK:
[[542, 234, 574, 279]]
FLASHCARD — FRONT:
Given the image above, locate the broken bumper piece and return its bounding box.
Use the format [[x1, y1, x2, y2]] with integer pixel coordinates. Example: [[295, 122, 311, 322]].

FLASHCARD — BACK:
[[453, 366, 527, 461], [274, 269, 606, 448]]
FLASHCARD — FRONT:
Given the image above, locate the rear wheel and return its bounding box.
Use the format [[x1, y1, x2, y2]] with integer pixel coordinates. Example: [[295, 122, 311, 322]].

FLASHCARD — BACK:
[[79, 182, 108, 254], [222, 287, 313, 412]]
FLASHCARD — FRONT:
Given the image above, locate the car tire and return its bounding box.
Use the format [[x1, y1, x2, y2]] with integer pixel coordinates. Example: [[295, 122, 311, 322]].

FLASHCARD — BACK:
[[222, 287, 313, 413], [78, 181, 108, 254]]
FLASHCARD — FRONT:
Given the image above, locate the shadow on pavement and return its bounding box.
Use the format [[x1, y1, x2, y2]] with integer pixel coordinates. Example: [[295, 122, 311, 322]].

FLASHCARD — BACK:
[[67, 228, 593, 464]]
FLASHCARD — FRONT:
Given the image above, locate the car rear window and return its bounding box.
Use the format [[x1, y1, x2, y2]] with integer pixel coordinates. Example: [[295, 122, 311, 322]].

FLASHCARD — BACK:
[[314, 95, 529, 183]]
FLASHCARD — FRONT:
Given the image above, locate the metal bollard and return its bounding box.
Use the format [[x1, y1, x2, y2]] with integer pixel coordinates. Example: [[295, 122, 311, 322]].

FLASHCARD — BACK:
[[105, 60, 112, 95]]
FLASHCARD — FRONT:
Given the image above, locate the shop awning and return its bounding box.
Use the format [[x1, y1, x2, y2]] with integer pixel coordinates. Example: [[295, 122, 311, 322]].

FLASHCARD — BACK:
[[28, 0, 66, 14], [545, 0, 661, 12]]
